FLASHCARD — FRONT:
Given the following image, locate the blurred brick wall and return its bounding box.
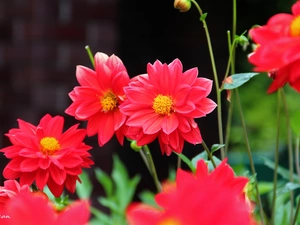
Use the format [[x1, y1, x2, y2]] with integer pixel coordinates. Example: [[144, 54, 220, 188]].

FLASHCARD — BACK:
[[0, 0, 119, 184]]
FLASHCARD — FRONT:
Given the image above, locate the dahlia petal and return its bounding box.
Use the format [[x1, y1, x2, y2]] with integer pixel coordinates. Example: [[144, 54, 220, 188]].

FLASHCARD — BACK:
[[17, 119, 37, 135], [43, 115, 64, 138], [126, 109, 156, 127], [97, 113, 115, 146], [56, 200, 90, 225], [161, 114, 179, 135], [38, 114, 52, 127], [142, 114, 164, 134], [126, 203, 162, 225], [292, 1, 300, 15], [115, 126, 125, 145], [96, 63, 112, 90], [173, 84, 190, 106], [182, 67, 198, 85], [106, 54, 126, 72], [86, 114, 102, 136], [195, 160, 209, 181], [75, 101, 101, 119], [94, 52, 109, 65], [64, 166, 82, 175], [35, 169, 49, 190], [49, 164, 66, 185], [47, 176, 64, 198], [125, 87, 156, 105], [20, 172, 36, 187], [19, 148, 38, 158], [0, 146, 21, 158], [64, 175, 79, 193], [113, 109, 127, 130], [3, 167, 21, 179], [174, 101, 195, 114], [176, 114, 191, 133], [180, 126, 202, 145], [59, 124, 86, 148], [76, 65, 100, 89], [59, 154, 83, 168], [39, 158, 51, 169], [136, 133, 158, 146], [20, 158, 39, 172], [111, 71, 130, 95], [12, 133, 36, 149], [5, 157, 23, 171], [196, 98, 217, 114]]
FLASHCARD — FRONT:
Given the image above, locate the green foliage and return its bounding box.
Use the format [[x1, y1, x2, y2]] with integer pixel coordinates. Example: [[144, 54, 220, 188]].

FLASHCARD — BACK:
[[76, 155, 141, 225], [223, 72, 259, 90]]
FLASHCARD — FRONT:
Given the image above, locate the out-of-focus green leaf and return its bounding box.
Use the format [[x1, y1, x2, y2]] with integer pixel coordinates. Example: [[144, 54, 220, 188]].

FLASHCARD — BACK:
[[211, 144, 225, 154], [191, 151, 208, 169], [257, 181, 274, 195], [276, 182, 300, 196], [262, 157, 300, 183], [76, 170, 93, 199], [176, 152, 195, 173], [139, 190, 157, 207], [90, 207, 111, 225], [95, 168, 113, 198], [98, 197, 120, 214], [207, 156, 222, 171], [291, 110, 300, 136], [223, 72, 259, 90]]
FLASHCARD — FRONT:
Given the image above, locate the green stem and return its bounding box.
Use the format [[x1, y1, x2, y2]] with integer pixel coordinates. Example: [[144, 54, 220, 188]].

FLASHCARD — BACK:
[[280, 89, 294, 223], [271, 91, 281, 225], [177, 155, 182, 169], [292, 197, 300, 225], [85, 45, 95, 68], [296, 136, 300, 178], [190, 0, 224, 159], [201, 140, 217, 168], [142, 145, 162, 192], [235, 89, 265, 224], [224, 91, 234, 155]]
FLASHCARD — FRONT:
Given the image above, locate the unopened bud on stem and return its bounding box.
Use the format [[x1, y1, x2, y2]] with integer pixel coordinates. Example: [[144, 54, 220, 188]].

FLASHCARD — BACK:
[[174, 0, 191, 12]]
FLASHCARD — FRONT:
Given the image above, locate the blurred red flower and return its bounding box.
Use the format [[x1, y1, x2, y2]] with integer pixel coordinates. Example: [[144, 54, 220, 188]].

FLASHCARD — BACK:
[[0, 180, 30, 211], [2, 191, 89, 225], [127, 159, 256, 225], [249, 1, 300, 93], [65, 52, 130, 146], [120, 59, 216, 155], [0, 114, 93, 197]]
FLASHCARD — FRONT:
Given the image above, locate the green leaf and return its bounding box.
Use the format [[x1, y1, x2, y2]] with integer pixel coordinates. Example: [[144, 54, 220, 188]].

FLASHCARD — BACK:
[[290, 110, 300, 136], [262, 157, 300, 183], [90, 207, 112, 225], [207, 156, 222, 171], [257, 181, 274, 195], [191, 151, 208, 169], [175, 152, 196, 173], [98, 197, 120, 214], [76, 170, 93, 199], [276, 182, 300, 196], [139, 190, 157, 207], [95, 168, 113, 198], [223, 72, 259, 90], [211, 144, 225, 154], [200, 13, 207, 21]]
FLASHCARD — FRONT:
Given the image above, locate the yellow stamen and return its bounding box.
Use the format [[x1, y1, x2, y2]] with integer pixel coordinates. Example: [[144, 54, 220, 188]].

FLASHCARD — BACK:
[[40, 137, 60, 155], [100, 91, 118, 112], [153, 94, 173, 115], [290, 15, 300, 36], [159, 218, 181, 225]]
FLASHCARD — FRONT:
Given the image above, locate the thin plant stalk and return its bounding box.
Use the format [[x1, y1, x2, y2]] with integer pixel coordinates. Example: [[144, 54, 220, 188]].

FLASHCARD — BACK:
[[85, 45, 95, 68], [292, 197, 300, 225], [190, 0, 225, 159], [271, 91, 281, 225], [280, 89, 294, 223], [296, 136, 300, 178], [142, 145, 162, 192], [235, 89, 265, 224], [201, 140, 217, 168]]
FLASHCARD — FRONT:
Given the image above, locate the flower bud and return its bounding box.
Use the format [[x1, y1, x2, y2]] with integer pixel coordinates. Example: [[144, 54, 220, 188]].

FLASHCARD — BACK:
[[174, 0, 191, 12], [130, 140, 142, 152]]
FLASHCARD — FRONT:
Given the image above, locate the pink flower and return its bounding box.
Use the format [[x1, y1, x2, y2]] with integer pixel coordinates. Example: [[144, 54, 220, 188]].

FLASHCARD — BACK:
[[120, 59, 216, 155], [127, 159, 257, 225], [248, 1, 300, 93], [0, 180, 30, 211], [2, 191, 90, 225], [65, 52, 130, 146], [0, 114, 94, 197]]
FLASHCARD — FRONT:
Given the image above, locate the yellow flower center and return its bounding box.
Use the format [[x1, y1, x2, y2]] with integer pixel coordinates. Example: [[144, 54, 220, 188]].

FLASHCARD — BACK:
[[159, 218, 181, 225], [153, 94, 173, 115], [100, 91, 118, 112], [290, 15, 300, 36], [40, 137, 60, 155]]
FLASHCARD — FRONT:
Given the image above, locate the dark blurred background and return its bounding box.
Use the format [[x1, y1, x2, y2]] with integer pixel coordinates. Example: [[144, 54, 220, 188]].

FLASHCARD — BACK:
[[0, 0, 297, 211]]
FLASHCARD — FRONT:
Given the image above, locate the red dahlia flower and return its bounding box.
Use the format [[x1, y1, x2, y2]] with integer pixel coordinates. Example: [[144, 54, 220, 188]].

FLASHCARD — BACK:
[[120, 59, 216, 155], [127, 159, 256, 225], [0, 180, 30, 211], [248, 1, 300, 93], [2, 191, 90, 225], [0, 114, 94, 197], [65, 52, 130, 146]]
